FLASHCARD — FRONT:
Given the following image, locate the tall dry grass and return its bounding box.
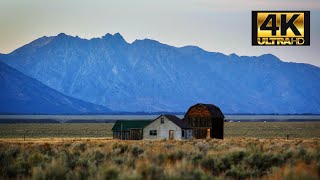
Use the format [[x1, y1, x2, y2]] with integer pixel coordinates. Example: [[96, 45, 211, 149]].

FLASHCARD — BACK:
[[0, 138, 319, 179]]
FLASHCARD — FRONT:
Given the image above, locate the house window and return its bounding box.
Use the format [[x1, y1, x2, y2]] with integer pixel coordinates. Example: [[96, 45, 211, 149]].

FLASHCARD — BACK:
[[149, 130, 157, 136], [161, 118, 164, 124], [182, 130, 185, 137]]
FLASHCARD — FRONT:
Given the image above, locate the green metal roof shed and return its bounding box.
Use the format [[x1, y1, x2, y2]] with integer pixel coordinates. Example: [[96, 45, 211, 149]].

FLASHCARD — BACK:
[[112, 120, 151, 131], [112, 120, 151, 140]]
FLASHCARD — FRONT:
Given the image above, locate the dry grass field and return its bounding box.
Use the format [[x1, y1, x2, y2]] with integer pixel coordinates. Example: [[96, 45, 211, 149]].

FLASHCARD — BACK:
[[0, 138, 319, 179], [225, 122, 320, 139], [0, 122, 320, 139], [0, 123, 114, 138], [1, 122, 320, 179]]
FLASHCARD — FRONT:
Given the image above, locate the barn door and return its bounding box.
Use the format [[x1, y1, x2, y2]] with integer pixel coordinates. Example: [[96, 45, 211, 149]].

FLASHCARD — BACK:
[[169, 130, 174, 140]]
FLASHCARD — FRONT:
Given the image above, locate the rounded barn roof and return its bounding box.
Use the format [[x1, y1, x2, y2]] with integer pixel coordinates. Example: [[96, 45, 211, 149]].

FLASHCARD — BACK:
[[185, 103, 224, 119]]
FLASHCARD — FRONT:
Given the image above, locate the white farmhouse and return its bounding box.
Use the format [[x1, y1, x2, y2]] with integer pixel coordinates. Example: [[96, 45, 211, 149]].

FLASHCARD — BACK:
[[143, 115, 192, 140]]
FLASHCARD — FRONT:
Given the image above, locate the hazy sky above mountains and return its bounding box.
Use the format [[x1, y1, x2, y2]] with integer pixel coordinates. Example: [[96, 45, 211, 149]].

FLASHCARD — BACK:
[[0, 0, 319, 66]]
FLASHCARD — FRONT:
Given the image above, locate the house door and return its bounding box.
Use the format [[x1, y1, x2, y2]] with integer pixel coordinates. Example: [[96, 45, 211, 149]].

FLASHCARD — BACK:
[[206, 129, 211, 139], [169, 130, 174, 139]]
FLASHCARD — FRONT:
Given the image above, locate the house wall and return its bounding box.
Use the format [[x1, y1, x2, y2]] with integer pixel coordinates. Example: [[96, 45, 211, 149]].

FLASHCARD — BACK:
[[143, 116, 183, 140]]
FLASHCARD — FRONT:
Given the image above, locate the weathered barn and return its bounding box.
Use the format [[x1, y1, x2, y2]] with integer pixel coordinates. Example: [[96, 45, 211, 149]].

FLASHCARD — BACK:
[[112, 120, 151, 140], [143, 115, 193, 140], [183, 103, 224, 139]]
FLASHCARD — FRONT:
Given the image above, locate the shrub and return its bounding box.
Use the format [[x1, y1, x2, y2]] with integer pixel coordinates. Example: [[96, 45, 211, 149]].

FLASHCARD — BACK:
[[225, 165, 250, 179], [74, 143, 87, 152], [168, 150, 185, 162], [92, 150, 105, 166], [227, 151, 247, 164], [195, 141, 210, 153], [100, 166, 119, 180], [165, 144, 175, 150], [7, 160, 30, 177], [303, 154, 312, 164], [245, 152, 285, 176], [64, 143, 71, 148], [191, 153, 203, 165], [201, 157, 221, 175], [32, 159, 68, 180], [39, 143, 53, 155], [298, 148, 307, 158], [131, 145, 144, 157], [152, 153, 166, 166], [113, 157, 124, 165], [284, 150, 293, 160], [171, 168, 208, 180], [112, 143, 128, 154], [28, 152, 43, 166], [138, 163, 165, 180]]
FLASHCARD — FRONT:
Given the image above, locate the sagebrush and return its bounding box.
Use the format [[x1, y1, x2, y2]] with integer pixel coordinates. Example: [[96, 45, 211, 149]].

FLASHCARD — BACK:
[[0, 138, 319, 179]]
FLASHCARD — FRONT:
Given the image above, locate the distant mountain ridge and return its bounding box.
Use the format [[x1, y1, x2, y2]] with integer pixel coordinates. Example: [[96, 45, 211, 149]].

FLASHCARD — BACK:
[[0, 61, 111, 114], [1, 33, 320, 114]]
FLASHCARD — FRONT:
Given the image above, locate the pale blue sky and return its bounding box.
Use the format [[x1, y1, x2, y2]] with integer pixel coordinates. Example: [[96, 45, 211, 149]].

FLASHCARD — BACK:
[[0, 0, 319, 66]]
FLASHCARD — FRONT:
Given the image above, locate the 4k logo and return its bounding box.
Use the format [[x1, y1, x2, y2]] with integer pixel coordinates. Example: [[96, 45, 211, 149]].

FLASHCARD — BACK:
[[252, 11, 310, 46]]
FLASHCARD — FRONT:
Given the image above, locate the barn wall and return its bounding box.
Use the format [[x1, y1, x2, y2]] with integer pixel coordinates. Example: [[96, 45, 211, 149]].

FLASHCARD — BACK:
[[130, 129, 143, 140], [182, 129, 193, 139], [143, 116, 182, 140], [185, 104, 224, 139], [212, 118, 224, 139], [192, 128, 209, 139], [184, 105, 211, 139], [113, 131, 130, 140]]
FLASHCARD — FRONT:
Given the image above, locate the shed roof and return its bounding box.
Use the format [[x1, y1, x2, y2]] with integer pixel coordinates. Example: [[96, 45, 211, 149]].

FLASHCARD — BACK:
[[185, 103, 225, 119], [112, 120, 151, 131]]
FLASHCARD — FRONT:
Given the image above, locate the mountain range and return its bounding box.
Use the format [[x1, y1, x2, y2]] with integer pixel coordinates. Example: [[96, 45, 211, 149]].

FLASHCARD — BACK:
[[0, 61, 111, 114], [1, 33, 320, 114]]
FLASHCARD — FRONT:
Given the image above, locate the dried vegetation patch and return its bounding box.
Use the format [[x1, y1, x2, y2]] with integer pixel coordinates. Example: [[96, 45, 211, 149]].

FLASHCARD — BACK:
[[0, 138, 319, 179]]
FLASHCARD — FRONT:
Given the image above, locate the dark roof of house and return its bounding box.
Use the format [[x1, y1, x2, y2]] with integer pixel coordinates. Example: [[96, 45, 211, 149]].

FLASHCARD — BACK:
[[185, 103, 225, 119], [162, 115, 192, 129], [112, 120, 151, 131]]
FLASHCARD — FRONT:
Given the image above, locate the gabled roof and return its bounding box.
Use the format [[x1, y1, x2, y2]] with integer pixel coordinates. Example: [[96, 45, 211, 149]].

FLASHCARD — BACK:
[[162, 115, 192, 129], [185, 103, 225, 119], [112, 120, 151, 131]]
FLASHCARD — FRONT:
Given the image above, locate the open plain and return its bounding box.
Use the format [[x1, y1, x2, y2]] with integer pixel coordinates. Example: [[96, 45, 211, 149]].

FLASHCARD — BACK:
[[0, 122, 320, 179]]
